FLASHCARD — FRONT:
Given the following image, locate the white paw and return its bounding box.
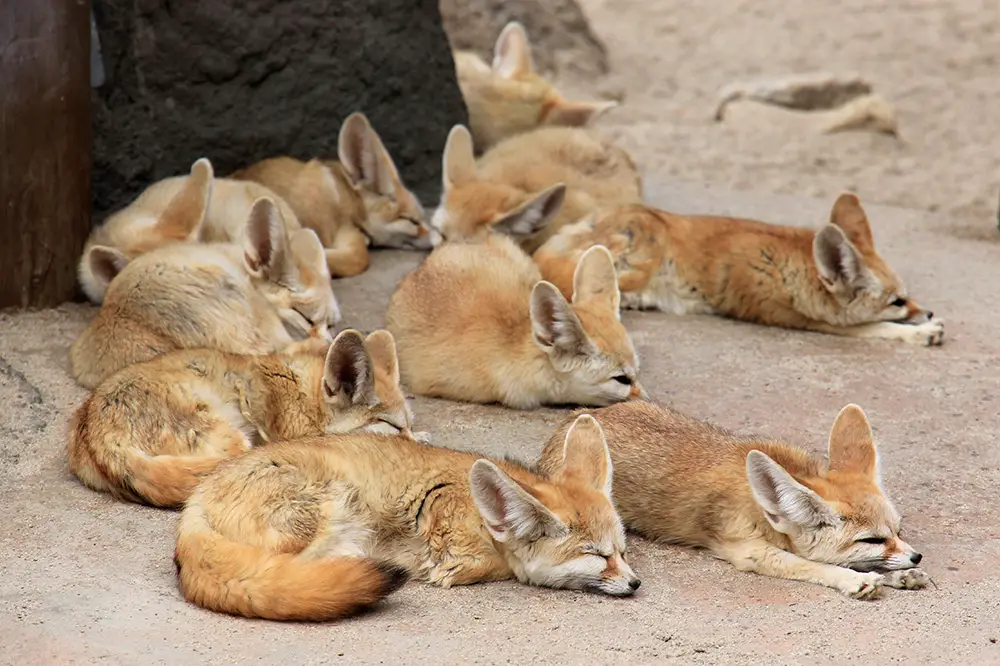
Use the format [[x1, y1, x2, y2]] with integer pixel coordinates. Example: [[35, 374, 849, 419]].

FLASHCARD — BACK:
[[839, 571, 884, 600], [883, 568, 930, 590], [412, 430, 432, 444], [901, 319, 944, 346]]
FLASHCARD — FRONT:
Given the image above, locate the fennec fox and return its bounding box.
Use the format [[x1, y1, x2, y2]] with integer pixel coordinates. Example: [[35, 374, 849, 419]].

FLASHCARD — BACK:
[[71, 198, 340, 389], [431, 124, 642, 252], [386, 235, 646, 408], [232, 113, 432, 277], [68, 329, 417, 508], [174, 413, 640, 621], [78, 158, 302, 303], [539, 402, 930, 600], [533, 194, 943, 346], [453, 21, 618, 152]]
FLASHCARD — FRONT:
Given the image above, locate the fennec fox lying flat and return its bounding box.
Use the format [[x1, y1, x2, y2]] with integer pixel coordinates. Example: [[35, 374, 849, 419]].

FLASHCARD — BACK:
[[539, 402, 930, 600], [78, 158, 302, 303], [533, 194, 943, 346], [68, 329, 418, 508], [386, 235, 646, 408], [232, 113, 432, 277], [431, 124, 642, 252], [174, 414, 640, 621], [453, 21, 618, 152], [71, 198, 340, 389]]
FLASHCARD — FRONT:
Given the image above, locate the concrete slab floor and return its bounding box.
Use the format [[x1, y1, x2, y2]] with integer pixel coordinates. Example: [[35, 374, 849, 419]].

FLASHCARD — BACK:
[[1, 180, 998, 665]]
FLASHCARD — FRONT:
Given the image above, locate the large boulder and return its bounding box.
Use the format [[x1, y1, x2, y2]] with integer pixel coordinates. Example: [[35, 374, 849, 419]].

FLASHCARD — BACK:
[[91, 0, 467, 218], [440, 0, 608, 78]]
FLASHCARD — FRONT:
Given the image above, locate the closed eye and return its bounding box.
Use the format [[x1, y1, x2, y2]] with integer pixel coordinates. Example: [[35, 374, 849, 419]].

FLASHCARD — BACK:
[[611, 374, 632, 385], [583, 546, 613, 558], [856, 536, 887, 545], [294, 309, 316, 328], [889, 297, 907, 308]]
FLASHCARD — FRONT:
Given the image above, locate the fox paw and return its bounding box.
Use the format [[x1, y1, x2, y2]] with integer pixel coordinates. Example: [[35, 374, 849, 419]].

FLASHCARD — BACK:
[[900, 319, 944, 347], [411, 430, 433, 444], [839, 571, 884, 600], [882, 568, 930, 590]]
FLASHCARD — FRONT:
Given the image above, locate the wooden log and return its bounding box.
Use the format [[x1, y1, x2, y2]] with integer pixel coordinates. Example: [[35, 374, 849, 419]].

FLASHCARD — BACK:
[[0, 0, 91, 309]]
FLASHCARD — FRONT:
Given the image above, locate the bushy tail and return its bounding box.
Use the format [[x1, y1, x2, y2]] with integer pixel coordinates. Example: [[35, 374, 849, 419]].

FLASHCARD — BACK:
[[175, 504, 409, 621]]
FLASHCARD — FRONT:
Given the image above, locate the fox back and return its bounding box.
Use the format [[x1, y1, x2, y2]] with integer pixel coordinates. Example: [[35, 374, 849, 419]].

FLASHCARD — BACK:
[[174, 414, 638, 621], [71, 198, 339, 389], [386, 235, 645, 409], [539, 401, 923, 574], [454, 22, 617, 152], [431, 124, 642, 252]]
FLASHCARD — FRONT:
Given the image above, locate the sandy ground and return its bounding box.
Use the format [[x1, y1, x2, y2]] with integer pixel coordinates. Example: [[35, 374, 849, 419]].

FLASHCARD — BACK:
[[569, 0, 1000, 239], [2, 181, 999, 665]]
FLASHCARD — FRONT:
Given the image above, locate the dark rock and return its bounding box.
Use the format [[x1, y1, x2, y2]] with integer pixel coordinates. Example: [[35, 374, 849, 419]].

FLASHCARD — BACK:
[[91, 0, 468, 220]]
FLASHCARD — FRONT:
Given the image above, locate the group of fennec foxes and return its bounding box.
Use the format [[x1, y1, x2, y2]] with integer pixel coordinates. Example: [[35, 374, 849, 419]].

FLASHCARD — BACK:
[[66, 21, 935, 623]]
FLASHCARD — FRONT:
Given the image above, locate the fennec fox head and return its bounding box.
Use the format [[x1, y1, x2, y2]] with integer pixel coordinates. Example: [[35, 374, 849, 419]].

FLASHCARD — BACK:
[[244, 197, 341, 338], [79, 157, 214, 302], [470, 415, 640, 596], [532, 245, 647, 405], [336, 112, 431, 250], [747, 404, 923, 573], [812, 193, 934, 326], [322, 329, 419, 439], [431, 124, 566, 245]]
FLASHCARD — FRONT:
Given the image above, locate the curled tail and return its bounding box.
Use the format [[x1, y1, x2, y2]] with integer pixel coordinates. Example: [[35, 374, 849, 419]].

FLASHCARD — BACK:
[[175, 504, 409, 621]]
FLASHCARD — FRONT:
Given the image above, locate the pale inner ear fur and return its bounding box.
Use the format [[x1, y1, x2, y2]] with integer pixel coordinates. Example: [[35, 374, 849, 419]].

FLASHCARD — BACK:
[[571, 244, 621, 314], [827, 404, 879, 478], [492, 184, 566, 239], [323, 329, 377, 408], [812, 224, 871, 291], [492, 21, 534, 79], [559, 414, 613, 496], [530, 281, 593, 358], [88, 246, 130, 287], [338, 112, 377, 189], [469, 459, 566, 543], [442, 125, 477, 189], [364, 128, 402, 198], [746, 450, 835, 534]]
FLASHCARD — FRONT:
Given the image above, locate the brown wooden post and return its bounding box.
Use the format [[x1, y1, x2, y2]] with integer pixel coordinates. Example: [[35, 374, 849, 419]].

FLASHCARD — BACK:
[[0, 0, 91, 309]]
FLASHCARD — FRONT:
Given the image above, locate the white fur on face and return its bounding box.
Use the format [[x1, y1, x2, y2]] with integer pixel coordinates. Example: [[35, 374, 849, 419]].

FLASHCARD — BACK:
[[520, 549, 638, 597]]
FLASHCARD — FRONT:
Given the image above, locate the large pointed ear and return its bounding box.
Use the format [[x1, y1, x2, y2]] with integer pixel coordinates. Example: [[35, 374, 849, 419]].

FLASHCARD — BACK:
[[364, 330, 400, 387], [557, 414, 613, 496], [746, 451, 836, 534], [338, 112, 401, 199], [812, 224, 867, 291], [442, 125, 477, 189], [545, 100, 619, 127], [289, 228, 329, 279], [492, 21, 534, 79], [492, 184, 565, 239], [88, 245, 130, 289], [530, 281, 593, 357], [827, 404, 878, 479], [469, 460, 567, 543], [323, 329, 377, 408], [243, 197, 292, 282], [364, 126, 404, 198], [156, 157, 214, 240], [830, 193, 875, 249], [572, 244, 620, 314]]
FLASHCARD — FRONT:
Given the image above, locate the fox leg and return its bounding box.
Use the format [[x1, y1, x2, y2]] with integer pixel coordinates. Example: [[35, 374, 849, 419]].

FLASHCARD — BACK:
[[805, 320, 944, 346], [714, 540, 885, 600], [323, 226, 370, 278]]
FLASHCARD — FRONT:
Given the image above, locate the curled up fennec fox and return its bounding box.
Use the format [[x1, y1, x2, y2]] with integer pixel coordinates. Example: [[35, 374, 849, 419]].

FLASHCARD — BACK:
[[174, 413, 641, 621], [431, 124, 642, 252], [539, 401, 929, 600], [453, 21, 618, 152], [68, 329, 419, 508], [71, 197, 340, 389], [232, 112, 433, 278], [386, 235, 647, 408], [533, 193, 943, 346]]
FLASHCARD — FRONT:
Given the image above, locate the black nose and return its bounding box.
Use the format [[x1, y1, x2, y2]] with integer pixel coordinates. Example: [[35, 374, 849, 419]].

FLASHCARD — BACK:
[[628, 579, 642, 591], [925, 311, 934, 320], [911, 552, 923, 564]]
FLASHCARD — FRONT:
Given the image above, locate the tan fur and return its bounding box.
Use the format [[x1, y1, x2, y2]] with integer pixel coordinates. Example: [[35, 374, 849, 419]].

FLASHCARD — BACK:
[[71, 199, 340, 389], [68, 330, 417, 508], [454, 22, 618, 152], [533, 194, 944, 345], [174, 415, 639, 621], [539, 402, 930, 600], [432, 124, 642, 252], [231, 114, 431, 276], [79, 158, 304, 303], [386, 235, 646, 408]]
